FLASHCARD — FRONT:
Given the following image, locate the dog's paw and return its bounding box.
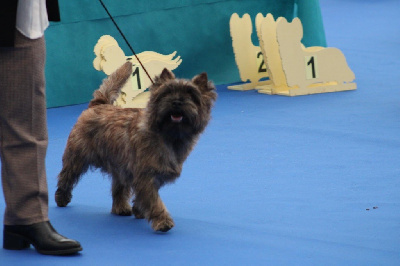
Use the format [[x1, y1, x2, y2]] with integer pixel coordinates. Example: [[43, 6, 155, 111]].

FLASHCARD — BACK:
[[151, 216, 175, 232], [111, 204, 133, 216], [132, 205, 145, 219], [55, 188, 72, 207]]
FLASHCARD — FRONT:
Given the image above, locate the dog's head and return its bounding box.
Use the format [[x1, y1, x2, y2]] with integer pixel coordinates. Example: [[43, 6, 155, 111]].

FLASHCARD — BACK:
[[145, 69, 217, 142]]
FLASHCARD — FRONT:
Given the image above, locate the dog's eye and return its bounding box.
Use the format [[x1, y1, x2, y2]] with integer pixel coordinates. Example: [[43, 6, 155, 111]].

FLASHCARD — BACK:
[[153, 88, 170, 103], [184, 86, 202, 105], [189, 91, 202, 106], [191, 94, 201, 106]]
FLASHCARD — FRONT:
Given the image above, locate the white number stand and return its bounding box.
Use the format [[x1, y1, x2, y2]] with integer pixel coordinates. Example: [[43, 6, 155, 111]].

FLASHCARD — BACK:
[[255, 14, 356, 96], [228, 13, 271, 91], [93, 35, 182, 107]]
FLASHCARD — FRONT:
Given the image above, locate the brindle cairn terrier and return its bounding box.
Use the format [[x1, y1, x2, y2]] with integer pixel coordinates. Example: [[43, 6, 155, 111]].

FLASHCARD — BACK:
[[55, 62, 216, 232]]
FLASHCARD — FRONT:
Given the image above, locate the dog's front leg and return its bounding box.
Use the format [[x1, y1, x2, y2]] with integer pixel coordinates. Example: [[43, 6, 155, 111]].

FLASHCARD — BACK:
[[134, 177, 174, 232]]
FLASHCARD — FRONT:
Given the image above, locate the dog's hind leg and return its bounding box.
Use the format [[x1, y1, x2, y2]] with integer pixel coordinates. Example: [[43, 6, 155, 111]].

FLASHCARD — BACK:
[[55, 146, 89, 207], [132, 198, 145, 219], [111, 176, 133, 216]]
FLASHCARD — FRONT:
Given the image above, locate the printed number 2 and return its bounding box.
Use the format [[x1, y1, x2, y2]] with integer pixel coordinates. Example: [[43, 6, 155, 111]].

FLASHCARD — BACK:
[[305, 56, 318, 79], [257, 52, 267, 73], [132, 66, 142, 90]]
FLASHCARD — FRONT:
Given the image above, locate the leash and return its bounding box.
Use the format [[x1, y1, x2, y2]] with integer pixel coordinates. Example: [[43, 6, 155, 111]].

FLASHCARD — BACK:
[[98, 0, 154, 85]]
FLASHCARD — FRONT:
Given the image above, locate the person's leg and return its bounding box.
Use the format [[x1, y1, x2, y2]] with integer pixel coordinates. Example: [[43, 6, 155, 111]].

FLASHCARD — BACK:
[[0, 30, 48, 226], [0, 30, 82, 255]]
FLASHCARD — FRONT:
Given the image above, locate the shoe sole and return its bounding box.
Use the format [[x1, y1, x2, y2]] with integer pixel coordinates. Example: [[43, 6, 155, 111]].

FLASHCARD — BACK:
[[37, 246, 83, 255]]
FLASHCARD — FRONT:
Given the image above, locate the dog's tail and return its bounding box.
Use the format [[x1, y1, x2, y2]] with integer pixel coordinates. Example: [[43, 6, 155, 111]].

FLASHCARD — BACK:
[[89, 62, 132, 108]]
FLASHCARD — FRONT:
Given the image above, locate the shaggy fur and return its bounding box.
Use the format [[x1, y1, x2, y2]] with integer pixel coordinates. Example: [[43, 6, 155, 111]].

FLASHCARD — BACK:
[[55, 62, 217, 232]]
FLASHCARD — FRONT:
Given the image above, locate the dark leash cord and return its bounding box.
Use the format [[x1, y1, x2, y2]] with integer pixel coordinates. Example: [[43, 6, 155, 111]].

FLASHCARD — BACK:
[[98, 0, 154, 85]]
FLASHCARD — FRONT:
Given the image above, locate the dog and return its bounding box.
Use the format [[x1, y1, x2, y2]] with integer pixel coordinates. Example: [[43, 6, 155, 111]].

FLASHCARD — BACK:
[[55, 62, 216, 232]]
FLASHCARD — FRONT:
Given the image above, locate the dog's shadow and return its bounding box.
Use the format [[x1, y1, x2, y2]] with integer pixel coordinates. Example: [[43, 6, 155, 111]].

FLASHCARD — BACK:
[[51, 204, 150, 236], [50, 204, 222, 239]]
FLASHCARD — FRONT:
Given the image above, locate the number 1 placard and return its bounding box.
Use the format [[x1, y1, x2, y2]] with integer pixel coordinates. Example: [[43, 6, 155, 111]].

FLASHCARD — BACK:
[[93, 35, 182, 107], [255, 14, 356, 96]]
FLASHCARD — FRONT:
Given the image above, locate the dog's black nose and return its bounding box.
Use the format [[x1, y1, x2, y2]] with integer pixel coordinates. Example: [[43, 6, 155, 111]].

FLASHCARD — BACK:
[[172, 100, 182, 107]]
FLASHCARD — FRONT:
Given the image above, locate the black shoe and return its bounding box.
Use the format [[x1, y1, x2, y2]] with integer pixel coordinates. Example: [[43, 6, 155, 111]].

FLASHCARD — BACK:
[[3, 221, 82, 255]]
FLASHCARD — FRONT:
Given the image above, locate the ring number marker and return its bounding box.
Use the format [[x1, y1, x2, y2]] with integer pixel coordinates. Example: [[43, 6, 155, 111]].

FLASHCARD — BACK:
[[257, 51, 267, 73], [131, 66, 142, 90], [305, 55, 318, 79]]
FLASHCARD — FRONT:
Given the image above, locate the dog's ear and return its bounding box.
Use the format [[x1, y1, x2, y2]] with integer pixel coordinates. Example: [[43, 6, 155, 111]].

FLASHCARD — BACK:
[[192, 72, 208, 89], [159, 68, 175, 81], [192, 72, 217, 103], [149, 68, 175, 94], [152, 68, 175, 89]]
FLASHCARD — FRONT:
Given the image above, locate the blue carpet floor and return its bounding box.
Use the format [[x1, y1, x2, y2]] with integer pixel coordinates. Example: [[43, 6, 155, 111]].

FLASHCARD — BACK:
[[1, 0, 400, 264]]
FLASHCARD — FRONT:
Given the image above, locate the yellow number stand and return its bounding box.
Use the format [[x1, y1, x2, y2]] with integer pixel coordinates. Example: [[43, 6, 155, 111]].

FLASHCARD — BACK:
[[228, 13, 271, 91], [93, 35, 182, 107], [255, 14, 356, 96]]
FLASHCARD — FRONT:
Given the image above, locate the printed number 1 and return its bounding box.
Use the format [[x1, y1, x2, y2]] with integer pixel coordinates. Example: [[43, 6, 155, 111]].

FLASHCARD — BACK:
[[132, 67, 142, 90], [307, 56, 316, 78], [305, 55, 318, 79]]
